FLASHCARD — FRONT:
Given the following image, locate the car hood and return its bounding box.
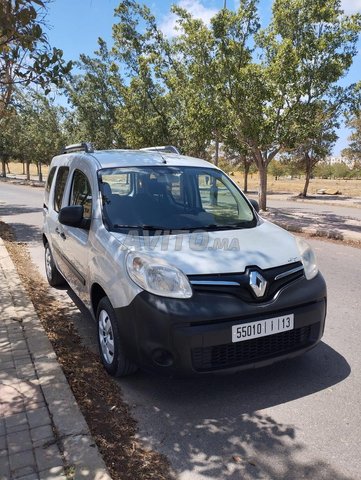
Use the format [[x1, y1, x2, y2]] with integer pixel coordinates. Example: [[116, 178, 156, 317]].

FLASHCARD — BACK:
[[111, 220, 301, 275]]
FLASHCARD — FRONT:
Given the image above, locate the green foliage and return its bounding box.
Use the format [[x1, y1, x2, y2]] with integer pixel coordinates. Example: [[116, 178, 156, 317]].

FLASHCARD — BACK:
[[64, 39, 125, 149], [119, 77, 172, 148], [269, 159, 288, 178], [342, 113, 361, 161], [313, 162, 334, 179], [111, 0, 174, 148], [314, 161, 356, 179], [332, 161, 352, 179], [60, 0, 361, 205], [258, 0, 361, 197], [0, 0, 72, 112], [9, 90, 65, 165], [351, 161, 361, 178]]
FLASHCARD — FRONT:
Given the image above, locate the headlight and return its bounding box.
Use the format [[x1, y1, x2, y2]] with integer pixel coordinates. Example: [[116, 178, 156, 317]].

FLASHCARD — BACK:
[[126, 252, 193, 299], [296, 237, 318, 280]]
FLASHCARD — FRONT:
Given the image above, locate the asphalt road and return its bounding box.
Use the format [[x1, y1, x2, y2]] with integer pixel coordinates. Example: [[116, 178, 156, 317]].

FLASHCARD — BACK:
[[266, 197, 361, 221], [1, 181, 361, 479]]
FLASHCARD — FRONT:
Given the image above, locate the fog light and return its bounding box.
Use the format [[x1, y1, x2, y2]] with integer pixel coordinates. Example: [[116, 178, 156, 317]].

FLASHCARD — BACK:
[[152, 349, 174, 367]]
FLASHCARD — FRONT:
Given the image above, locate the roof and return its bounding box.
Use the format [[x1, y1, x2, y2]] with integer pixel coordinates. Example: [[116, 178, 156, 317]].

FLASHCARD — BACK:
[[53, 149, 218, 170], [94, 150, 216, 169]]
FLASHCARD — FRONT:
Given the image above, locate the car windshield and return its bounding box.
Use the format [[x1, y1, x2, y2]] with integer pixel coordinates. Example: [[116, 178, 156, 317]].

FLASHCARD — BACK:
[[98, 166, 256, 232]]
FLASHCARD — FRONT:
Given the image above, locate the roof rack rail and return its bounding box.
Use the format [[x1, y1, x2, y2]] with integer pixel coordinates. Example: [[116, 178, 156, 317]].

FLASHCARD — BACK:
[[140, 145, 180, 155], [60, 142, 94, 155]]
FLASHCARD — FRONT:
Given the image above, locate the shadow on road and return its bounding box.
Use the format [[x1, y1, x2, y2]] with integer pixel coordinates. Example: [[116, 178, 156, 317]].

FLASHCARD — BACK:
[[7, 222, 43, 243], [0, 204, 43, 243], [63, 280, 352, 479], [119, 343, 351, 479], [267, 206, 361, 238], [0, 204, 42, 216]]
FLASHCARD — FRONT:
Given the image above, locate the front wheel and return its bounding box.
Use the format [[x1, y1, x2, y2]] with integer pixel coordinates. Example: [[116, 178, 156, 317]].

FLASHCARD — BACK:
[[44, 243, 66, 287], [97, 297, 138, 377]]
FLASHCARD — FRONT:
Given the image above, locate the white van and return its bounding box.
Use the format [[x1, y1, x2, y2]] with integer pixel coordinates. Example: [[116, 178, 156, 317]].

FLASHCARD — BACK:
[[43, 143, 326, 376]]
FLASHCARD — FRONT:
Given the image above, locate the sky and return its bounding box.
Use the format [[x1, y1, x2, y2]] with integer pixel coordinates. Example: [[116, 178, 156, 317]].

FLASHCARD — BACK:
[[46, 0, 361, 155]]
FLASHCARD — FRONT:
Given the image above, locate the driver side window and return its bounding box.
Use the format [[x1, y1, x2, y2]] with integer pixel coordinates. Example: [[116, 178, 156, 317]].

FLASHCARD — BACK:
[[70, 170, 92, 220]]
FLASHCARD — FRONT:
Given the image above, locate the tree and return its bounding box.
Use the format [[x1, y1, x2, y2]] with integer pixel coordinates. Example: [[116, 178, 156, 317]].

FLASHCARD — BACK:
[[342, 113, 361, 162], [269, 159, 287, 180], [0, 0, 71, 176], [111, 1, 237, 157], [0, 0, 71, 105], [314, 162, 333, 179], [350, 160, 361, 178], [0, 105, 16, 173], [332, 161, 351, 179], [62, 0, 361, 210], [111, 0, 174, 148], [64, 39, 125, 149], [253, 0, 361, 208], [222, 140, 255, 193], [288, 101, 338, 196], [163, 6, 230, 159], [10, 90, 65, 180], [119, 77, 172, 148]]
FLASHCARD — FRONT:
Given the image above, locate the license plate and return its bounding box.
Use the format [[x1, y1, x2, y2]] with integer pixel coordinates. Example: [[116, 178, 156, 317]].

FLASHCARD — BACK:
[[232, 314, 294, 343]]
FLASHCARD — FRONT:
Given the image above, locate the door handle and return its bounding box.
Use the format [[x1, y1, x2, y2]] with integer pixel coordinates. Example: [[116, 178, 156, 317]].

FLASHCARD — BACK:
[[55, 227, 66, 240]]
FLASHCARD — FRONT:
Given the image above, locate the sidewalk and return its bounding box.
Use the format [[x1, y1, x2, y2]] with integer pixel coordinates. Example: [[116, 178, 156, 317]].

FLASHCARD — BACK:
[[267, 192, 361, 209], [0, 175, 45, 188], [0, 239, 111, 480], [244, 193, 361, 244], [261, 205, 361, 244]]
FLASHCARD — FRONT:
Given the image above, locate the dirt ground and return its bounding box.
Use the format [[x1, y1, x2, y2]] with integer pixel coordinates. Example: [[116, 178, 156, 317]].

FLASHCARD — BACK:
[[5, 161, 361, 197], [0, 221, 171, 480]]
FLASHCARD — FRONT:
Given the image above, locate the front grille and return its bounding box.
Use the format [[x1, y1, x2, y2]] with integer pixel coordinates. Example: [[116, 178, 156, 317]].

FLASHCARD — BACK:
[[188, 262, 304, 303], [191, 325, 313, 372]]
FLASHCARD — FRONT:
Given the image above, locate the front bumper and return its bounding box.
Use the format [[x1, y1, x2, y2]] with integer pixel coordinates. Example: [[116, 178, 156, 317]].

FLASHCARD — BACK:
[[114, 273, 327, 375]]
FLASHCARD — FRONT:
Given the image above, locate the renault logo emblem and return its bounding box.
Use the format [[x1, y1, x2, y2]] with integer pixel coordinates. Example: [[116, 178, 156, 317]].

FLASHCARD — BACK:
[[249, 271, 267, 297]]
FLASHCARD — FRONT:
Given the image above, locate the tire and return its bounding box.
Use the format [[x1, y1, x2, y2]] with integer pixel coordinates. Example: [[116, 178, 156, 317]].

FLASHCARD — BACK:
[[44, 243, 66, 287], [97, 297, 138, 377]]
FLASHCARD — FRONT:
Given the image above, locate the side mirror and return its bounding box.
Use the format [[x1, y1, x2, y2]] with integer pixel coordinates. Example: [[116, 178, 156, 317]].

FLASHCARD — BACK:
[[249, 199, 260, 213], [58, 205, 85, 228]]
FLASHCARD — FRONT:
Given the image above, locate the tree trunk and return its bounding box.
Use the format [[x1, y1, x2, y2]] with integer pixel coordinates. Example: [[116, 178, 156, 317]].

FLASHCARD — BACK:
[[251, 146, 279, 211], [26, 161, 30, 181], [244, 161, 250, 193], [38, 162, 43, 182], [1, 158, 6, 177], [214, 138, 219, 167], [301, 154, 312, 197], [22, 162, 25, 175], [258, 163, 268, 211]]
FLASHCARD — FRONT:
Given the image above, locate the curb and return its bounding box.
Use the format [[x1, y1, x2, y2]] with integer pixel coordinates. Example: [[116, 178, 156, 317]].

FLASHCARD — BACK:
[[269, 220, 361, 245], [246, 192, 361, 209], [0, 238, 112, 480], [0, 177, 45, 188], [285, 197, 361, 210]]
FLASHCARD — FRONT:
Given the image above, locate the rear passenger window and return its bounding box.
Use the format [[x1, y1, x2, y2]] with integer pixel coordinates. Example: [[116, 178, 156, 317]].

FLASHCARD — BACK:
[[53, 167, 69, 212], [44, 166, 57, 207], [70, 170, 92, 220]]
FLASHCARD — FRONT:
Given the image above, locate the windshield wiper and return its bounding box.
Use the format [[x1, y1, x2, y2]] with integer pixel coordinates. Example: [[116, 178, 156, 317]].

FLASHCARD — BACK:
[[112, 222, 252, 232], [113, 224, 168, 231], [197, 222, 251, 231]]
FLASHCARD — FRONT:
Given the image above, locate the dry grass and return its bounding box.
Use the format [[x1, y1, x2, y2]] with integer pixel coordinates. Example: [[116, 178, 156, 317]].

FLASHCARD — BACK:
[[231, 172, 361, 197], [6, 161, 49, 176], [6, 162, 361, 197]]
